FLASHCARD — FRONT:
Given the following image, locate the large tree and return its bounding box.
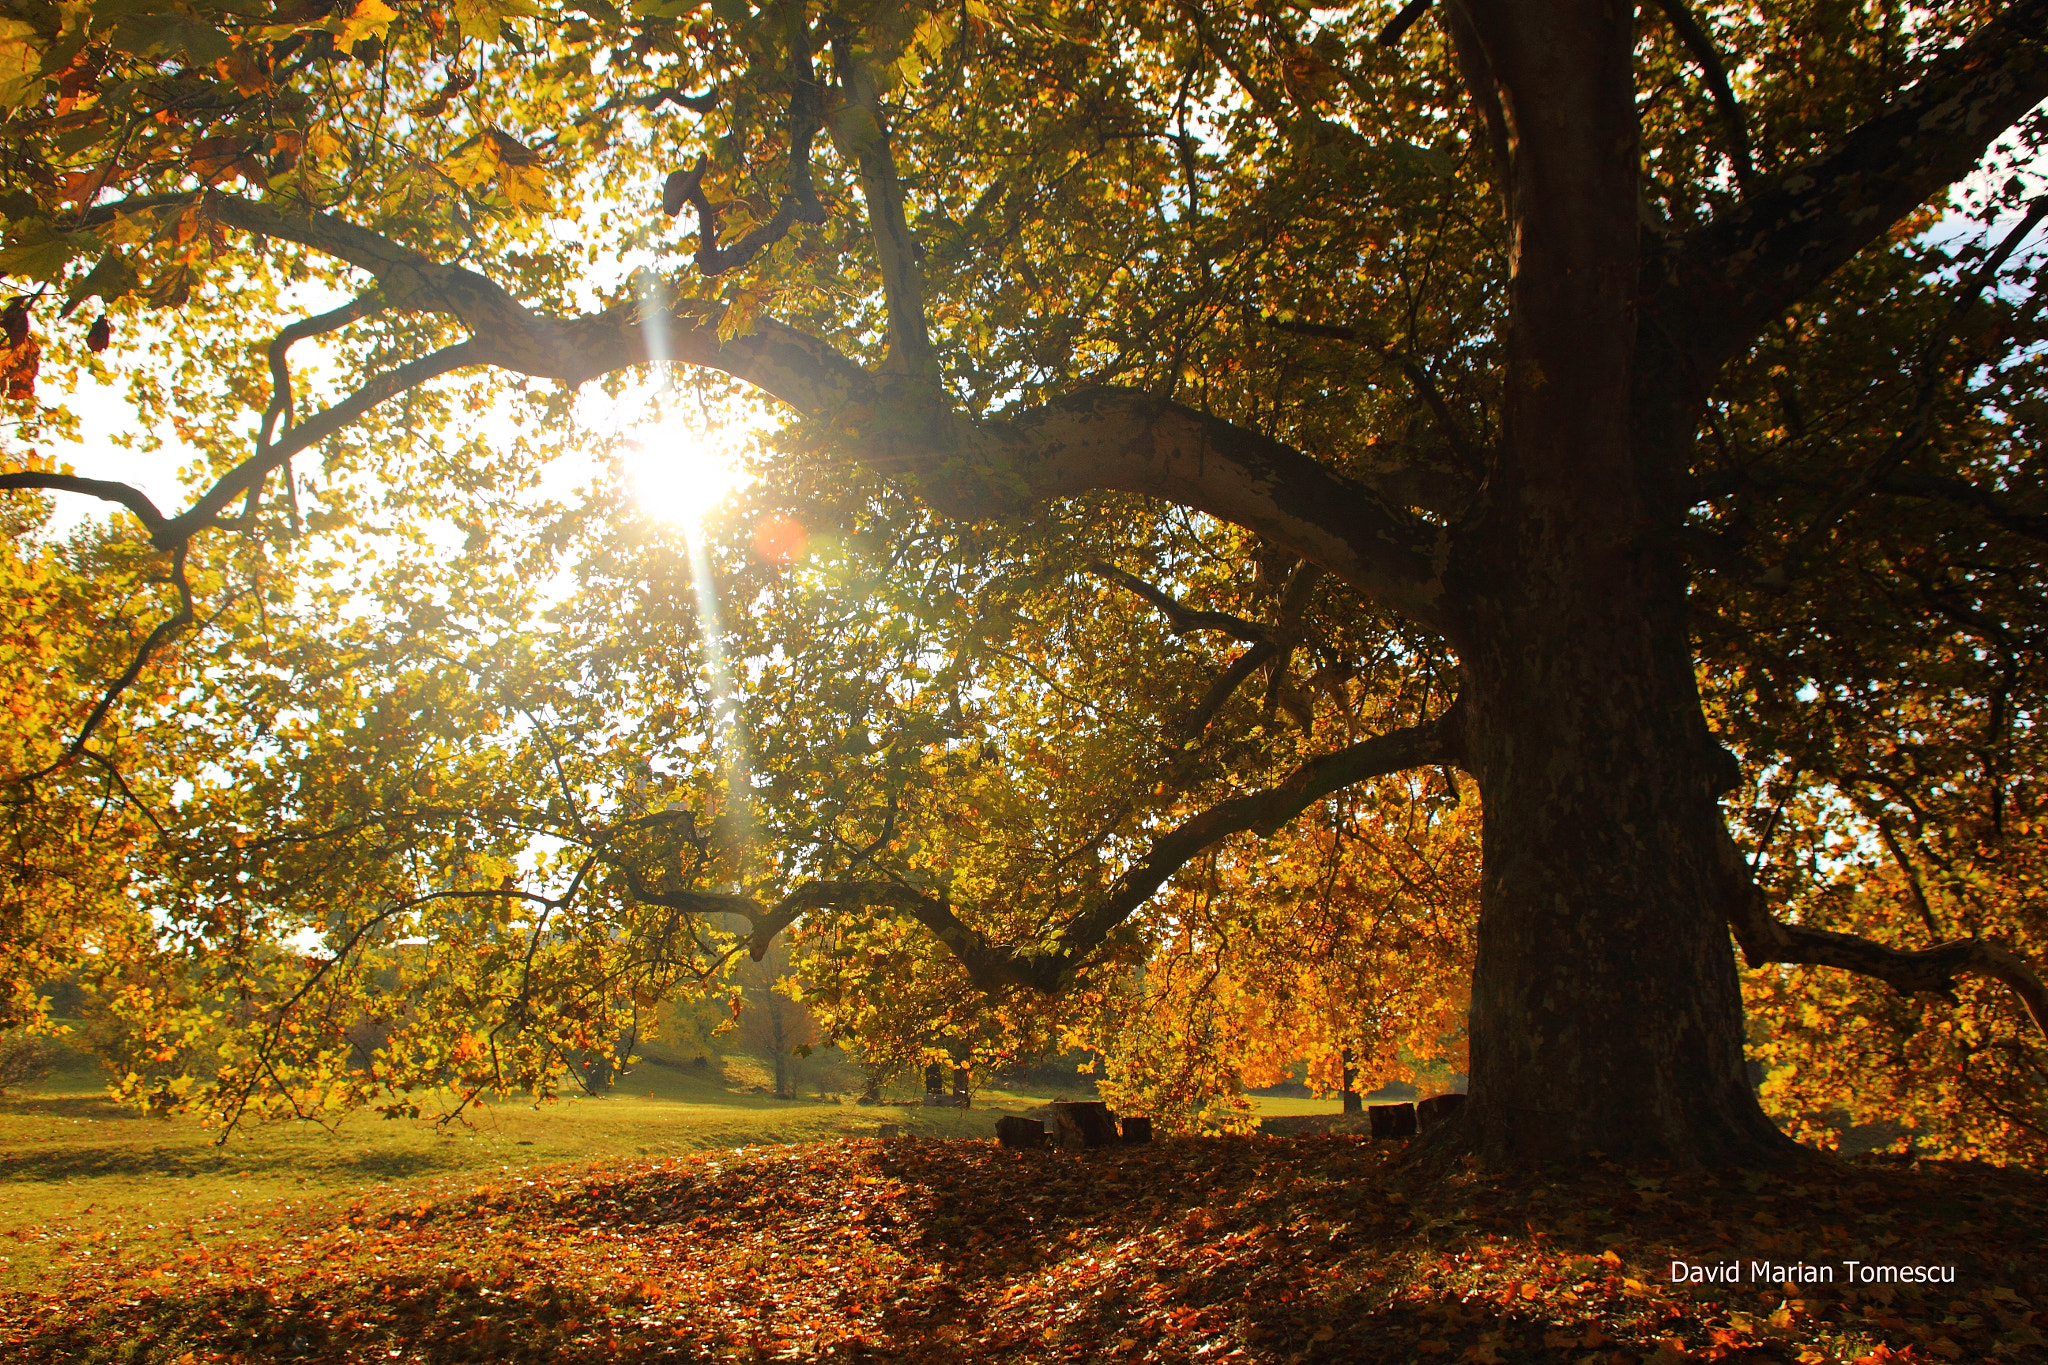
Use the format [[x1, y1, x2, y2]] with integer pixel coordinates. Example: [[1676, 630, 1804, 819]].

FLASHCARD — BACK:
[[2, 0, 2046, 1163]]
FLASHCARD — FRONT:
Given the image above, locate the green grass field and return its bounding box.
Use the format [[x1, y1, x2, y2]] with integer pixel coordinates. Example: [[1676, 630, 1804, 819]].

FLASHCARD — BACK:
[[0, 1041, 1346, 1291]]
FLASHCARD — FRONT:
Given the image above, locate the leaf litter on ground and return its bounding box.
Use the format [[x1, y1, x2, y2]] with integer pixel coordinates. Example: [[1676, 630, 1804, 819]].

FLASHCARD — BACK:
[[3, 1135, 2045, 1363]]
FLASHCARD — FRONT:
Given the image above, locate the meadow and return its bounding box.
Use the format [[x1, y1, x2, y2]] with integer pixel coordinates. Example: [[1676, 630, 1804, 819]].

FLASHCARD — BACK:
[[0, 1039, 1340, 1291], [7, 1046, 2045, 1364]]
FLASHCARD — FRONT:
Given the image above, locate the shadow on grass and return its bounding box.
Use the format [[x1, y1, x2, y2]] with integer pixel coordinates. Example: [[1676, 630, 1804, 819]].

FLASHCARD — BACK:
[[9, 1137, 2047, 1364]]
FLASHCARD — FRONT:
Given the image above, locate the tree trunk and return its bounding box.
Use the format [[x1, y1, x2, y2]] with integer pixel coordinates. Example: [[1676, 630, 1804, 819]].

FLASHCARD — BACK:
[[1340, 1047, 1361, 1116], [1436, 2, 1803, 1168], [1454, 577, 1796, 1166], [768, 993, 791, 1100]]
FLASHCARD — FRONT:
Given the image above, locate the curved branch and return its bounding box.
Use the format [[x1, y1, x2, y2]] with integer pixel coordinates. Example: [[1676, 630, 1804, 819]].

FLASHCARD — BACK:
[[662, 707, 1459, 995], [0, 472, 167, 534], [1088, 561, 1268, 642], [157, 340, 484, 550], [262, 292, 381, 451], [6, 541, 194, 783], [1722, 832, 2048, 1044]]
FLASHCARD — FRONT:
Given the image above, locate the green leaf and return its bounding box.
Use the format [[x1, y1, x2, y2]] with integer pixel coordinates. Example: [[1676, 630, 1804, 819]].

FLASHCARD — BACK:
[[0, 223, 86, 282], [63, 250, 139, 315]]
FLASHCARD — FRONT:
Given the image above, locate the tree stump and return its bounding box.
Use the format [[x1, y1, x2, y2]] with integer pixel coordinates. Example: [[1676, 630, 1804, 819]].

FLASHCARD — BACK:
[[1119, 1115, 1153, 1144], [1417, 1093, 1466, 1129], [1050, 1100, 1120, 1149], [996, 1115, 1046, 1149], [1369, 1102, 1417, 1137]]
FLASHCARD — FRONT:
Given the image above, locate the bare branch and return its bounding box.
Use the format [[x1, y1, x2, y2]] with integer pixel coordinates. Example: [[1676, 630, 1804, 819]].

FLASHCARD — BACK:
[[0, 471, 167, 533], [1088, 561, 1268, 642]]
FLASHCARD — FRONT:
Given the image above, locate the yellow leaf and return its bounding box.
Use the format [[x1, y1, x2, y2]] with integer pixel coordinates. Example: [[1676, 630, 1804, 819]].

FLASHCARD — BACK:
[[336, 0, 398, 47], [0, 19, 42, 110]]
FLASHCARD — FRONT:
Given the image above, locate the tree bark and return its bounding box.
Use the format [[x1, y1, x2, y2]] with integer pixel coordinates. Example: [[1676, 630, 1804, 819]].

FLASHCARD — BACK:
[[1439, 1, 1799, 1166]]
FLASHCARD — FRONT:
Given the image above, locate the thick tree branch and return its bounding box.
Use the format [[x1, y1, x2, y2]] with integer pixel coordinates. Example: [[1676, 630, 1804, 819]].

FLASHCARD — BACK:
[[1653, 0, 2048, 378], [1721, 833, 2048, 1044], [958, 387, 1454, 633], [67, 201, 1451, 638]]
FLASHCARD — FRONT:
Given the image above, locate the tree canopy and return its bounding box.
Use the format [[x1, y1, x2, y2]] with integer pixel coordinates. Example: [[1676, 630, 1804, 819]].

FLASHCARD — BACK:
[[0, 0, 2045, 1164]]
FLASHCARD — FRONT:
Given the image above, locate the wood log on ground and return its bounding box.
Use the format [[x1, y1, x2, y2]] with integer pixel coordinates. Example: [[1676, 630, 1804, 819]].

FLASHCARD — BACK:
[[1369, 1102, 1417, 1137], [1120, 1116, 1153, 1144], [996, 1115, 1047, 1149], [1051, 1100, 1121, 1149], [1416, 1093, 1467, 1129]]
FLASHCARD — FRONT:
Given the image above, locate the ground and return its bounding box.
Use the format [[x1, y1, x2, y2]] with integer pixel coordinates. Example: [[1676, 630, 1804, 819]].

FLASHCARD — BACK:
[[2, 1051, 2044, 1364]]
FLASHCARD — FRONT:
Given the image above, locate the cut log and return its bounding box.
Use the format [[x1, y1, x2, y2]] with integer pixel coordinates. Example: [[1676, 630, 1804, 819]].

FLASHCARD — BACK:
[[1416, 1093, 1467, 1129], [996, 1115, 1047, 1149], [1368, 1102, 1417, 1137], [1119, 1115, 1153, 1144], [1050, 1100, 1120, 1149]]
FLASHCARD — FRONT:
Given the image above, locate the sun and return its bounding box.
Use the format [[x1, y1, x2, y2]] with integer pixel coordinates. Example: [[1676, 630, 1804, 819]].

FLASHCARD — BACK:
[[621, 415, 752, 534]]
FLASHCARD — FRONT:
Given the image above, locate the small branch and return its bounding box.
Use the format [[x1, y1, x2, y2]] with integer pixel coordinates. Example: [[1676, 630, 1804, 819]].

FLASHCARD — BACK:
[[1262, 316, 1486, 478], [158, 340, 484, 551], [1377, 0, 1435, 48], [1088, 561, 1268, 642], [1648, 0, 1754, 188], [1757, 199, 2048, 587], [659, 27, 827, 276], [0, 472, 167, 534], [6, 542, 195, 784]]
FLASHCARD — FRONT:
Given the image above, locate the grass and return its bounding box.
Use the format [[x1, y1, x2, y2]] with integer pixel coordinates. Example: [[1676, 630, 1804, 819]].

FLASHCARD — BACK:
[[0, 1038, 1356, 1290], [0, 1040, 1101, 1290]]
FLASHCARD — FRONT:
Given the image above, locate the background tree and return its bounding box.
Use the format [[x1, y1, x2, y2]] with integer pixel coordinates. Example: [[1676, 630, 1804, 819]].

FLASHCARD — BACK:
[[1, 0, 2045, 1164]]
